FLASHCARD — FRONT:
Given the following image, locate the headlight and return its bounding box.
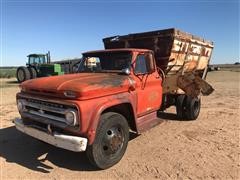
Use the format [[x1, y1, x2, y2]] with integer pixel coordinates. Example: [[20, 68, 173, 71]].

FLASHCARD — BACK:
[[65, 110, 78, 126], [17, 99, 24, 112]]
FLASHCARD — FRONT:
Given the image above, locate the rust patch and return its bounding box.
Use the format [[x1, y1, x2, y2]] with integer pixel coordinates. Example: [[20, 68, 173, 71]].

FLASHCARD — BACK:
[[87, 74, 127, 87]]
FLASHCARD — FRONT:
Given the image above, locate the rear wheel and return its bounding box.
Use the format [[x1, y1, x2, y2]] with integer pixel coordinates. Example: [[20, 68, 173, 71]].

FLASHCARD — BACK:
[[185, 96, 201, 120], [86, 112, 129, 169], [16, 66, 30, 83], [176, 95, 201, 120], [176, 94, 187, 119], [28, 67, 37, 79]]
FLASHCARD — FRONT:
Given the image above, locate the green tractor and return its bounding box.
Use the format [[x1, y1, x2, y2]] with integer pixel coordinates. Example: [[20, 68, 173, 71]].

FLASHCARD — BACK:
[[16, 52, 64, 83]]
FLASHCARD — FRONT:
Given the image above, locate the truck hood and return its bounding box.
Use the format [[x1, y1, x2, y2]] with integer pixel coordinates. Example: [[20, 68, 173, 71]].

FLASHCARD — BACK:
[[21, 73, 131, 100]]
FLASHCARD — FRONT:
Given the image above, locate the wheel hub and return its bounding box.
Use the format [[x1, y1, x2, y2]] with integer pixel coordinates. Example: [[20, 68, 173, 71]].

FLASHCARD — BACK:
[[102, 126, 124, 155]]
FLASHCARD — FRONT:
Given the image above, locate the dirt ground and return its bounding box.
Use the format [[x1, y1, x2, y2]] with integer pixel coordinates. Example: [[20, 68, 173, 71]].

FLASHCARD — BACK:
[[0, 71, 239, 180]]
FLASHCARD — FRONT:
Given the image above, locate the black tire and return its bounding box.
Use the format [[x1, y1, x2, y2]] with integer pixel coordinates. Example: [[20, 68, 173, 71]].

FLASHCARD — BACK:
[[16, 66, 31, 83], [176, 94, 187, 119], [86, 112, 129, 169], [185, 96, 201, 120], [28, 67, 37, 79]]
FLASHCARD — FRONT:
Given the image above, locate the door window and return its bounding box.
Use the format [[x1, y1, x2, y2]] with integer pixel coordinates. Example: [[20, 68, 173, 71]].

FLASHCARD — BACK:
[[134, 53, 154, 74]]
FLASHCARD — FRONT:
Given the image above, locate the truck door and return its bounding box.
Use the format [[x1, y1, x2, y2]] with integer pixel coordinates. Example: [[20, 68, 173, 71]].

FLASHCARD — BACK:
[[133, 52, 163, 116]]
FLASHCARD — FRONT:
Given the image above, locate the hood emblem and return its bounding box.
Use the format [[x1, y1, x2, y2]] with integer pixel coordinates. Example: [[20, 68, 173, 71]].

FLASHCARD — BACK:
[[39, 109, 44, 114]]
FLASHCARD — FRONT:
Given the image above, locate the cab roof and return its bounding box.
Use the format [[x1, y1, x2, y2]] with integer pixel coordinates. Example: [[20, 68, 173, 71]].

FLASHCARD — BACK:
[[27, 54, 46, 57]]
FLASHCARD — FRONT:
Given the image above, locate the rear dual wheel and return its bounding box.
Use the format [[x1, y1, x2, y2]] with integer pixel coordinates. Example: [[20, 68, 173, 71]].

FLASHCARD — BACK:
[[176, 95, 201, 120], [176, 95, 186, 119], [86, 112, 129, 169]]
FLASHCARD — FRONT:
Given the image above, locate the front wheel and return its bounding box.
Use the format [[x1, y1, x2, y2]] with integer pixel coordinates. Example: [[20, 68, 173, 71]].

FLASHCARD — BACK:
[[86, 112, 129, 169]]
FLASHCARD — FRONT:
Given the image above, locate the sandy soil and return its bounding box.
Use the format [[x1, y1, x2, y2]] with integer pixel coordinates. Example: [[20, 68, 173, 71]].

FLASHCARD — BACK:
[[0, 71, 239, 179]]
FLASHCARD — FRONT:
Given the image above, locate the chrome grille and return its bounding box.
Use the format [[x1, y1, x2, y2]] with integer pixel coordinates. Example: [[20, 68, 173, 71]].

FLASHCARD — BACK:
[[21, 98, 78, 124]]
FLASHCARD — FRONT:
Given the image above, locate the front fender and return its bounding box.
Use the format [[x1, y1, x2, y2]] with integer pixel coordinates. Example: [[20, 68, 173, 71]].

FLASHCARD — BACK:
[[85, 91, 137, 145]]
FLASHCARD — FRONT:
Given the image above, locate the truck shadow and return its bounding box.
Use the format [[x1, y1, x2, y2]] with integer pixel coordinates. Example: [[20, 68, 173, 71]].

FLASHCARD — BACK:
[[0, 126, 98, 173], [6, 80, 19, 84], [157, 111, 179, 120], [0, 113, 185, 173], [0, 125, 140, 173], [157, 111, 193, 121]]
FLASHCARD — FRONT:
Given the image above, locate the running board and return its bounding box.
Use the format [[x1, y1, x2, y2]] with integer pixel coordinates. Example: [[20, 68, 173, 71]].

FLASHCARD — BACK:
[[136, 111, 164, 133]]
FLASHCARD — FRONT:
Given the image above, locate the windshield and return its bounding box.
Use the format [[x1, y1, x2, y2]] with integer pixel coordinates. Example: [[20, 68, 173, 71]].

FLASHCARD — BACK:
[[29, 56, 46, 64], [78, 51, 132, 73]]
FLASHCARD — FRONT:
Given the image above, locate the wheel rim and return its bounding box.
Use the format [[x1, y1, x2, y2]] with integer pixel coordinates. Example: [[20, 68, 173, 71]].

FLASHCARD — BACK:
[[17, 70, 24, 81], [102, 125, 124, 156]]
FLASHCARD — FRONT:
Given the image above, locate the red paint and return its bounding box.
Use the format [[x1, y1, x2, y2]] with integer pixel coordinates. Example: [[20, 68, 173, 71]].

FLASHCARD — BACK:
[[18, 49, 163, 145]]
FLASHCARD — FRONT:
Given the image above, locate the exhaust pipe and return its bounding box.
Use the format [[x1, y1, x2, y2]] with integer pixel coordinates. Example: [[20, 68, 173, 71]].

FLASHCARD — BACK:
[[47, 51, 51, 63]]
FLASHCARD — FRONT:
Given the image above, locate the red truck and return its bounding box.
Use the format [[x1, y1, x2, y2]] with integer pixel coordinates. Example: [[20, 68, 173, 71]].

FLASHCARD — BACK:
[[14, 28, 214, 169]]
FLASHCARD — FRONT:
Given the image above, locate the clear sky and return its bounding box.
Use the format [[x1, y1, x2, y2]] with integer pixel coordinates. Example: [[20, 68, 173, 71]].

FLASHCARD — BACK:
[[1, 0, 239, 66]]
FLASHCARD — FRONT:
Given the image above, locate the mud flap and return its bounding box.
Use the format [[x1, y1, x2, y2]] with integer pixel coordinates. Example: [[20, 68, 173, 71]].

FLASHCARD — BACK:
[[177, 73, 214, 97]]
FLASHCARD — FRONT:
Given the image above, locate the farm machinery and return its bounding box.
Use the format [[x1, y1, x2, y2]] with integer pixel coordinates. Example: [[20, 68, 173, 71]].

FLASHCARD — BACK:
[[16, 51, 81, 83]]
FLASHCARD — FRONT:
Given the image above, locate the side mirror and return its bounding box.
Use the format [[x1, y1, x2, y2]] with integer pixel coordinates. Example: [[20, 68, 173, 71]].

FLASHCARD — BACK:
[[121, 68, 131, 75]]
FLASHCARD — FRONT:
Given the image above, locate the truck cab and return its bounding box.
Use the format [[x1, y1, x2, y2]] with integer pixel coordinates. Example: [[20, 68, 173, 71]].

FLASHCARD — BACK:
[[79, 49, 163, 116], [14, 48, 163, 169]]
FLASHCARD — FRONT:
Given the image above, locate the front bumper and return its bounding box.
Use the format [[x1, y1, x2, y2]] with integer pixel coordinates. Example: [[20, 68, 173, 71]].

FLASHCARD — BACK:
[[13, 118, 88, 152]]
